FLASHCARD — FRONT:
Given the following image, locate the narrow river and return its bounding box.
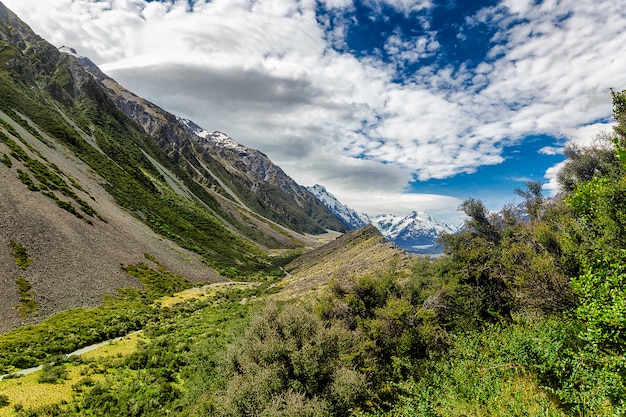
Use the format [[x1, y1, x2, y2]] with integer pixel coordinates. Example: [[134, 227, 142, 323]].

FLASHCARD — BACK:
[[0, 281, 260, 381], [0, 330, 141, 381]]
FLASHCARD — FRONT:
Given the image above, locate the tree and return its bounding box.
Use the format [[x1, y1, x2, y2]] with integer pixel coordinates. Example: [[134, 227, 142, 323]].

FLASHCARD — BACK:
[[515, 180, 544, 222], [565, 89, 626, 354], [459, 197, 501, 244], [557, 135, 621, 192]]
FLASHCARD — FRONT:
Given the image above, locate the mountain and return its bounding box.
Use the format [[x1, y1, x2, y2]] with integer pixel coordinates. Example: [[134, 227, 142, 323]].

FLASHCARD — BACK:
[[306, 184, 370, 229], [307, 184, 458, 254], [62, 49, 348, 235], [0, 1, 348, 330], [370, 211, 457, 254]]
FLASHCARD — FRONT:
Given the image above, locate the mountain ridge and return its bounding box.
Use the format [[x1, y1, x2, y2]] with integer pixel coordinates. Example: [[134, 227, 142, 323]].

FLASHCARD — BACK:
[[0, 1, 349, 330], [307, 184, 458, 254], [61, 47, 348, 235]]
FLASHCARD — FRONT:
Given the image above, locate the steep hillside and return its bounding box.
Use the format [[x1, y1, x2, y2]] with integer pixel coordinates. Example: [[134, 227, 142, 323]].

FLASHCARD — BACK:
[[0, 1, 344, 330], [277, 225, 412, 299], [0, 109, 221, 331], [63, 49, 348, 235]]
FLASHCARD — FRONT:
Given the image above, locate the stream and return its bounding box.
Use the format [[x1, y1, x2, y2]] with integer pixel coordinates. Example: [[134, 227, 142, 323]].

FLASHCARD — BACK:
[[0, 281, 260, 381], [0, 331, 141, 381]]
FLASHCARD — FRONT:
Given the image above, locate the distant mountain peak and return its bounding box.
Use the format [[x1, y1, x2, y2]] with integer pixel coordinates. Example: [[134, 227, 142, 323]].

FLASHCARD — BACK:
[[58, 45, 81, 57], [307, 185, 369, 230], [308, 185, 458, 254]]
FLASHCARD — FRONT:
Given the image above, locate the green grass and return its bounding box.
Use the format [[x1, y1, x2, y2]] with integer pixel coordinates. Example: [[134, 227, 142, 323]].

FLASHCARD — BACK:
[[9, 242, 31, 270], [0, 257, 227, 374], [1, 286, 262, 416], [0, 153, 11, 167]]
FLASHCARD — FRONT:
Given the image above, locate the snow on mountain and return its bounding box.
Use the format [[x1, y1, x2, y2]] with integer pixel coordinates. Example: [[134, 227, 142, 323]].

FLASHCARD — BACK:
[[370, 211, 457, 254], [307, 185, 370, 229], [307, 185, 459, 254], [179, 118, 248, 152], [371, 211, 455, 240], [59, 45, 82, 58], [179, 118, 210, 139]]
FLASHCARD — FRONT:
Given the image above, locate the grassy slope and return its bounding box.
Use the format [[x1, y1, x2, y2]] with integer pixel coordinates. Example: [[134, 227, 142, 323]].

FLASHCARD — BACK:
[[278, 225, 412, 299], [0, 30, 288, 272]]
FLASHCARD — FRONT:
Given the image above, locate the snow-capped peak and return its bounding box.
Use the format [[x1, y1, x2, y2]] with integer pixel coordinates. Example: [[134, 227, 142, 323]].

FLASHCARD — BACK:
[[179, 118, 247, 152], [179, 118, 211, 138], [208, 131, 246, 151], [372, 211, 456, 240], [308, 185, 458, 254], [58, 46, 82, 58], [306, 185, 369, 229]]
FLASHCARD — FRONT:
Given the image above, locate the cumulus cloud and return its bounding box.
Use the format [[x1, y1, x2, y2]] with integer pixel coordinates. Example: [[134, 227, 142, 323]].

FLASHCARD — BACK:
[[374, 0, 433, 16], [3, 0, 626, 218], [538, 146, 563, 156]]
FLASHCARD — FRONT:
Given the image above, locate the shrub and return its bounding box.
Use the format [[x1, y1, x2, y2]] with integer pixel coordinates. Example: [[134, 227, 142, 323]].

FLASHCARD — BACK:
[[37, 364, 69, 384], [9, 242, 31, 269], [16, 169, 38, 191], [14, 277, 38, 317], [214, 303, 368, 417], [0, 153, 11, 167]]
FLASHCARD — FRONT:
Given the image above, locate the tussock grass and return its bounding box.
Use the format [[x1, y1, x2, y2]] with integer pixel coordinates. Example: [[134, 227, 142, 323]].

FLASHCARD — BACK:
[[80, 332, 145, 361], [0, 365, 77, 416]]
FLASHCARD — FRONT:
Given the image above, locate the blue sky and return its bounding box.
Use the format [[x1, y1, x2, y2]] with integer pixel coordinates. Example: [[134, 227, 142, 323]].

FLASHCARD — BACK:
[[3, 0, 625, 224]]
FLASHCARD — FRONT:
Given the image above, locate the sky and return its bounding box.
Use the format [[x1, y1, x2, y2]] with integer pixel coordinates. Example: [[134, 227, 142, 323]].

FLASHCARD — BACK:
[[3, 0, 626, 225]]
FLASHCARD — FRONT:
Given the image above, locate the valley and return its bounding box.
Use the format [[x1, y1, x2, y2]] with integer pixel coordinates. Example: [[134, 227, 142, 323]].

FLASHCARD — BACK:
[[0, 1, 625, 416]]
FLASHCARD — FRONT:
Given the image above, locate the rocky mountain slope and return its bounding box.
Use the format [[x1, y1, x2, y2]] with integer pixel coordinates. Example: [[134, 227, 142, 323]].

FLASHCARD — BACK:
[[0, 1, 347, 330], [0, 109, 221, 331], [62, 47, 347, 235], [306, 184, 370, 229], [307, 184, 458, 254]]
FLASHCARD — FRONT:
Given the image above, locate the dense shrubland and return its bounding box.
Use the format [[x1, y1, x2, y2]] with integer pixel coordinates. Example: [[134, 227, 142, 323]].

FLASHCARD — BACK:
[[6, 92, 626, 416]]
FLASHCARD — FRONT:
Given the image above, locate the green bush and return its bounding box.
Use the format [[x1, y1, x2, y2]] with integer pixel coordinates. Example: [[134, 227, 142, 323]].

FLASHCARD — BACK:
[[10, 241, 32, 269], [16, 169, 38, 191], [213, 303, 367, 417], [0, 153, 11, 167], [37, 364, 69, 384]]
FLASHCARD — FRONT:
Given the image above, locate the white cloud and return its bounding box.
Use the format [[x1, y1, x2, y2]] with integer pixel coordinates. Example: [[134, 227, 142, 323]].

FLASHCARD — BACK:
[[543, 160, 566, 196], [538, 146, 563, 156], [384, 30, 439, 66], [560, 122, 617, 148], [362, 0, 433, 16], [3, 0, 626, 219]]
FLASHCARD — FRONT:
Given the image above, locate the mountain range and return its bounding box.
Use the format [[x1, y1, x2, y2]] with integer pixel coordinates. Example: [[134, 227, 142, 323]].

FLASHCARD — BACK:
[[0, 1, 451, 331], [307, 184, 458, 254]]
